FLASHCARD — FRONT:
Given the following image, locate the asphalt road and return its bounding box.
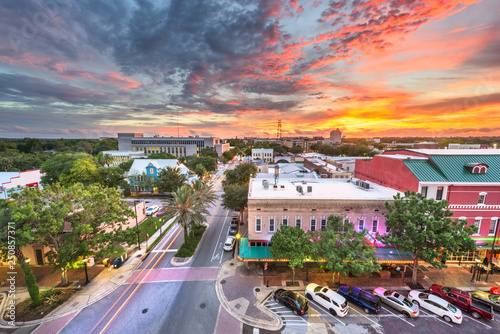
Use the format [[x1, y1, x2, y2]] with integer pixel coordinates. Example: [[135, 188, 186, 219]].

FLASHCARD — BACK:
[[53, 162, 237, 334]]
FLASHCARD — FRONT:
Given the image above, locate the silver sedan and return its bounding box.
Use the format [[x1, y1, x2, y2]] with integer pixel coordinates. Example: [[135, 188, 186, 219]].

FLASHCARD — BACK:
[[373, 287, 419, 318]]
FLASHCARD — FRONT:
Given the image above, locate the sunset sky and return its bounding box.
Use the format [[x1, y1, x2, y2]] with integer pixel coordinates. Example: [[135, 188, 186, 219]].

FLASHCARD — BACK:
[[0, 0, 499, 139]]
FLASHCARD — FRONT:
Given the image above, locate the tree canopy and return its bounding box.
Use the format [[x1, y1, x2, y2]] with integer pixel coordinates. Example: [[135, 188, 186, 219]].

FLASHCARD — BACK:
[[221, 184, 248, 221], [155, 167, 188, 193], [223, 162, 257, 186], [380, 191, 477, 285]]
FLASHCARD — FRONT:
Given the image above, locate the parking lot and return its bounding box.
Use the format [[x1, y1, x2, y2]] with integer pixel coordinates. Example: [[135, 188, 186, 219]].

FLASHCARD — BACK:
[[264, 289, 500, 333]]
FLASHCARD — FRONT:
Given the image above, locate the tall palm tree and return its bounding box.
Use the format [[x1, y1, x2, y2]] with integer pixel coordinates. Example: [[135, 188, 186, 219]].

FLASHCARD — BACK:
[[102, 154, 113, 167], [166, 185, 210, 241], [191, 179, 217, 208]]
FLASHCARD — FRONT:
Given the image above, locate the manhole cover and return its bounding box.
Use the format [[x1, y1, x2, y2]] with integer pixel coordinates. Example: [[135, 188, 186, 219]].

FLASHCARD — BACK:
[[137, 254, 142, 258], [255, 288, 260, 292], [142, 308, 148, 314], [200, 303, 206, 309], [220, 279, 226, 284], [235, 303, 241, 310], [230, 263, 234, 266], [118, 275, 124, 279]]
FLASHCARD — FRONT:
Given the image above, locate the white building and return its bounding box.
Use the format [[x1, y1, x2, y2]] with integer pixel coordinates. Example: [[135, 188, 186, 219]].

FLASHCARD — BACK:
[[102, 150, 147, 167], [252, 148, 273, 163], [0, 169, 45, 200]]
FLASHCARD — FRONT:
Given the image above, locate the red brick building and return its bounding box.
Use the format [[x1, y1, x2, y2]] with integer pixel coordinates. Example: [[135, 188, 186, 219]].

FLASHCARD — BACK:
[[355, 149, 500, 263]]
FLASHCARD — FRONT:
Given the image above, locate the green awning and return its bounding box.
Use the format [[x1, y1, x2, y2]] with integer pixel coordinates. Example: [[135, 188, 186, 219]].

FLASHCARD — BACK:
[[374, 248, 415, 263]]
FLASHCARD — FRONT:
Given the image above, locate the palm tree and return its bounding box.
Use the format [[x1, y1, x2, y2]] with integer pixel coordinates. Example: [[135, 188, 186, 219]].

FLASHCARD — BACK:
[[102, 154, 113, 167], [165, 185, 210, 241], [191, 179, 217, 208]]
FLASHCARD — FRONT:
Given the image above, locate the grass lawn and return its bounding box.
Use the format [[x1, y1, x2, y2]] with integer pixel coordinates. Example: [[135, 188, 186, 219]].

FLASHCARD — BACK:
[[175, 225, 207, 257]]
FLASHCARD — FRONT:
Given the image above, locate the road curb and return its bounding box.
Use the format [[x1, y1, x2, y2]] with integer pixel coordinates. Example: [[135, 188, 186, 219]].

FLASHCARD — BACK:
[[214, 260, 282, 331]]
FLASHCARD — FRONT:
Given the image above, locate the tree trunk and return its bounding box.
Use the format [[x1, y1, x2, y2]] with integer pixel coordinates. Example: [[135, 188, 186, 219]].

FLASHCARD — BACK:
[[15, 247, 42, 306], [292, 268, 295, 285], [412, 253, 418, 285], [332, 271, 337, 285], [60, 268, 68, 286], [184, 225, 189, 242]]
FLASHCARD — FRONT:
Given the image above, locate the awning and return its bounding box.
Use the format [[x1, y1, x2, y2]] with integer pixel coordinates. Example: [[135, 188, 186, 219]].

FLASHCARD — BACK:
[[374, 248, 415, 263]]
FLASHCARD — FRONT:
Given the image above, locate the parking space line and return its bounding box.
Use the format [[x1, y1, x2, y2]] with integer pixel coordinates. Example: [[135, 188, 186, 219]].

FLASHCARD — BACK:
[[349, 307, 381, 326], [463, 315, 492, 329], [306, 300, 346, 326], [419, 309, 453, 327], [381, 307, 415, 327]]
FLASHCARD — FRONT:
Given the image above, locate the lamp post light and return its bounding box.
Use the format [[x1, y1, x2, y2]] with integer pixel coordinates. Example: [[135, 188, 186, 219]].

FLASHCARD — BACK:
[[305, 257, 310, 283], [84, 259, 90, 285], [159, 218, 162, 234], [25, 258, 30, 263], [471, 258, 481, 283], [485, 219, 500, 282], [133, 200, 141, 250]]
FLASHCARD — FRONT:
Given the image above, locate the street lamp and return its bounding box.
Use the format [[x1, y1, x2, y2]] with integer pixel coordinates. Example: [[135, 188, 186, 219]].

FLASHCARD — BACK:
[[84, 258, 90, 285], [233, 233, 241, 258], [471, 258, 481, 283], [305, 257, 310, 283], [159, 218, 162, 234], [133, 200, 141, 250]]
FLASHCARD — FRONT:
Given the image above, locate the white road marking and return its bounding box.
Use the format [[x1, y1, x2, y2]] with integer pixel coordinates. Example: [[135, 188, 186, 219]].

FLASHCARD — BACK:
[[306, 299, 347, 326], [211, 209, 229, 262], [151, 249, 178, 253], [419, 309, 453, 327], [463, 314, 492, 329], [381, 307, 415, 327], [349, 307, 381, 326]]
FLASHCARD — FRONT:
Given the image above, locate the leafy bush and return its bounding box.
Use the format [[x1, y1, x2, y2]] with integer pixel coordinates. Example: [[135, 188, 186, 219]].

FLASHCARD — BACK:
[[175, 225, 207, 257]]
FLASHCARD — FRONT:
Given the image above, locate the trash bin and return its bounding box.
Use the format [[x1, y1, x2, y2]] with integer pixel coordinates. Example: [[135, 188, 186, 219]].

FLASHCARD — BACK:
[[103, 258, 110, 267], [112, 257, 122, 269]]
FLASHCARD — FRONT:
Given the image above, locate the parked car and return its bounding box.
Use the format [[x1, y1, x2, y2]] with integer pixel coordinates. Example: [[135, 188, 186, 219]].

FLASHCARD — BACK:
[[146, 205, 159, 216], [373, 287, 419, 318], [273, 289, 309, 316], [156, 207, 168, 216], [229, 224, 238, 236], [490, 287, 500, 295], [430, 284, 494, 320], [223, 236, 236, 251], [471, 291, 500, 312], [305, 283, 348, 317], [337, 284, 381, 314], [230, 214, 239, 224], [408, 291, 462, 324]]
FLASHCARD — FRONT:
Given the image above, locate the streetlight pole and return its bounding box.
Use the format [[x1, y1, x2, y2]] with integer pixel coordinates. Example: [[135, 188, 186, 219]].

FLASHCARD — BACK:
[[471, 258, 480, 283], [305, 258, 310, 283], [134, 200, 141, 250], [84, 259, 89, 285], [485, 219, 500, 282]]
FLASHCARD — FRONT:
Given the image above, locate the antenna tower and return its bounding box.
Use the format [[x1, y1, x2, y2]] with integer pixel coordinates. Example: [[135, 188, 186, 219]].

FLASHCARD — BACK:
[[277, 119, 282, 142]]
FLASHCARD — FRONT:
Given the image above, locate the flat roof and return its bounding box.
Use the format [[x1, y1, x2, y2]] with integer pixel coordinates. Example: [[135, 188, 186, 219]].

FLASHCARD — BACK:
[[408, 149, 500, 155], [249, 178, 399, 200]]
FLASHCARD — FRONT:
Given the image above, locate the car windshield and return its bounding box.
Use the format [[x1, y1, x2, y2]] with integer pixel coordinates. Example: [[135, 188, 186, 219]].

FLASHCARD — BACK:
[[403, 298, 413, 308], [314, 286, 322, 292], [448, 304, 458, 313]]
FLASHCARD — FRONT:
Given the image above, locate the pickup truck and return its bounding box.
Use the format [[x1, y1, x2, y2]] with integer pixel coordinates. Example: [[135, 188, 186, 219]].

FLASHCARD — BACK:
[[430, 284, 494, 320], [337, 284, 381, 314]]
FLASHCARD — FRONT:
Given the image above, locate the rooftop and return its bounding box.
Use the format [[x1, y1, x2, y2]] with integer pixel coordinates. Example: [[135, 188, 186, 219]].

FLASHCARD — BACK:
[[249, 178, 399, 200]]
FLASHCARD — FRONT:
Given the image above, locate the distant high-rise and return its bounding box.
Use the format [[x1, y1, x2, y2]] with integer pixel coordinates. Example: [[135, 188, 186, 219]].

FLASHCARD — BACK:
[[330, 128, 342, 145]]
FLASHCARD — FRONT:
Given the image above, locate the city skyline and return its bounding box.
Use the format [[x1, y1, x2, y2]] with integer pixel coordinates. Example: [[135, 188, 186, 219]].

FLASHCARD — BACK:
[[1, 0, 499, 139]]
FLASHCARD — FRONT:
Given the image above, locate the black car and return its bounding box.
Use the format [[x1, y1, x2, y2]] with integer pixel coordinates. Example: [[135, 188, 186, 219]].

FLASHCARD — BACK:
[[274, 289, 309, 315], [229, 224, 238, 235], [230, 214, 239, 224]]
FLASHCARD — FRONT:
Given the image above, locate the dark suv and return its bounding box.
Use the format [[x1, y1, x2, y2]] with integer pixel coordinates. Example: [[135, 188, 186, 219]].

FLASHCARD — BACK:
[[274, 289, 309, 315], [229, 224, 238, 235], [230, 214, 239, 224]]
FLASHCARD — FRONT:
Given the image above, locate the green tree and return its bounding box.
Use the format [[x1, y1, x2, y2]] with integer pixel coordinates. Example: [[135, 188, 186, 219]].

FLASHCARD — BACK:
[[194, 163, 207, 180], [59, 156, 98, 187], [185, 156, 217, 173], [223, 163, 257, 186], [41, 152, 90, 185], [0, 199, 42, 306], [155, 167, 187, 193], [164, 185, 210, 241], [311, 215, 380, 284], [95, 166, 126, 188], [380, 191, 477, 285], [100, 153, 113, 167], [221, 184, 248, 222], [199, 147, 218, 159], [8, 183, 133, 286], [191, 180, 218, 208], [0, 157, 13, 172], [270, 226, 312, 284]]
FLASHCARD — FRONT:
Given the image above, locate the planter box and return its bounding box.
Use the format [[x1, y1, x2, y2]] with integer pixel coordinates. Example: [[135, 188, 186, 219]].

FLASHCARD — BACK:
[[380, 271, 391, 279]]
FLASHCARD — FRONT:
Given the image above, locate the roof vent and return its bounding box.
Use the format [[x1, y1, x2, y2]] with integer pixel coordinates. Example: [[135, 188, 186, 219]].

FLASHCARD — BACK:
[[307, 186, 312, 193], [296, 185, 303, 194], [280, 185, 285, 190], [263, 180, 269, 189]]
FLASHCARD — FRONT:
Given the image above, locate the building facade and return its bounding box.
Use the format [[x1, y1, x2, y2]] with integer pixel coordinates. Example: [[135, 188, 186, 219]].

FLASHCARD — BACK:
[[102, 150, 147, 167], [303, 157, 353, 179], [330, 128, 342, 145], [117, 133, 221, 158], [355, 149, 500, 263], [252, 148, 274, 163], [0, 169, 45, 200], [128, 159, 190, 193], [247, 178, 398, 246]]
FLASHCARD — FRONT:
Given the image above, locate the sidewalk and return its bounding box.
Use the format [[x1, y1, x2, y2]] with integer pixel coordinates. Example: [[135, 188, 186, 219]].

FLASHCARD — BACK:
[[215, 260, 500, 331], [0, 217, 175, 328]]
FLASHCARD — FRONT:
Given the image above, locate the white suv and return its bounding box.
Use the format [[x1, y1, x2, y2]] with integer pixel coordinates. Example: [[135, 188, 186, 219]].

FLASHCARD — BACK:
[[305, 283, 349, 317], [146, 205, 159, 216]]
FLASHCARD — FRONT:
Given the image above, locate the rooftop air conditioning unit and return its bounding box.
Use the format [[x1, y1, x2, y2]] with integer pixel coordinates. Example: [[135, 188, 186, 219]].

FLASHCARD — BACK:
[[296, 186, 303, 194], [273, 184, 278, 190], [263, 180, 269, 189], [307, 186, 312, 193]]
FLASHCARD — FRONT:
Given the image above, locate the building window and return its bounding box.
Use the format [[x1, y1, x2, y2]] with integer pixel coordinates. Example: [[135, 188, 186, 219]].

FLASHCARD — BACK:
[[436, 187, 444, 200], [372, 220, 378, 233], [256, 218, 262, 233], [296, 218, 301, 228], [421, 186, 428, 198], [474, 218, 482, 235], [358, 219, 364, 232], [269, 218, 275, 232], [386, 225, 391, 233], [321, 218, 327, 230], [311, 219, 316, 231], [282, 218, 288, 227], [478, 192, 487, 205], [489, 218, 498, 236]]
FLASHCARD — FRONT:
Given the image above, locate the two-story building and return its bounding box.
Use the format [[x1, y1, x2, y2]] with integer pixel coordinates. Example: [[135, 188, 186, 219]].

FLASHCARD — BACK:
[[355, 149, 500, 263], [0, 169, 45, 200], [252, 148, 274, 163], [128, 159, 190, 193]]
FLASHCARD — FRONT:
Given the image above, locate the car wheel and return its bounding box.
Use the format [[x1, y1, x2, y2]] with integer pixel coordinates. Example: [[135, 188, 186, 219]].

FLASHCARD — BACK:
[[306, 293, 313, 300], [363, 307, 370, 314], [443, 315, 452, 323], [274, 297, 280, 303], [402, 311, 411, 318], [293, 309, 299, 316], [471, 311, 482, 319], [329, 308, 337, 316]]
